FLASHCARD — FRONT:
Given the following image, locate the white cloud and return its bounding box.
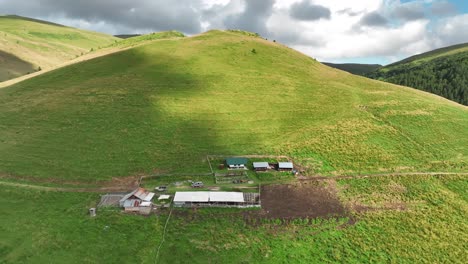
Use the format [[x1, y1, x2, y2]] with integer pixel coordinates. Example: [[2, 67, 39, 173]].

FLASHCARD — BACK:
[[432, 14, 468, 47], [1, 0, 467, 64], [291, 20, 431, 61]]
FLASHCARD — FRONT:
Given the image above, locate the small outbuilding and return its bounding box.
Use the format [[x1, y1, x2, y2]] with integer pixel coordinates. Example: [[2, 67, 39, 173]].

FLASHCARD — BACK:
[[226, 157, 249, 169], [253, 162, 269, 171], [158, 195, 171, 201], [119, 187, 155, 212], [278, 162, 294, 171]]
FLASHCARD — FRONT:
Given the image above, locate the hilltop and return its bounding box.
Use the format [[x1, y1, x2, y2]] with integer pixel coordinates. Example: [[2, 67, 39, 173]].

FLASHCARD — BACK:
[[322, 62, 381, 75], [0, 15, 118, 81], [366, 43, 468, 105], [0, 30, 466, 180]]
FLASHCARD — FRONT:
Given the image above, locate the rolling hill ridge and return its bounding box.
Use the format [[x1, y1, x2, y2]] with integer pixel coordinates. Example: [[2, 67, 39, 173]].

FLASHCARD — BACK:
[[0, 15, 119, 81], [322, 62, 382, 75], [0, 30, 466, 180], [366, 43, 468, 105]]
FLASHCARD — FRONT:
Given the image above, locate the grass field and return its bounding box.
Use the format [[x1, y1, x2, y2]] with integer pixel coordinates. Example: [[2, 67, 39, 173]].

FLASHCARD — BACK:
[[0, 30, 466, 181], [1, 174, 466, 263], [0, 15, 118, 81]]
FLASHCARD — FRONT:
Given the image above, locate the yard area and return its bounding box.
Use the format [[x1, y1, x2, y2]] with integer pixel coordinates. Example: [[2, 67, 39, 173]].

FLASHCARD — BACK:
[[1, 174, 466, 263]]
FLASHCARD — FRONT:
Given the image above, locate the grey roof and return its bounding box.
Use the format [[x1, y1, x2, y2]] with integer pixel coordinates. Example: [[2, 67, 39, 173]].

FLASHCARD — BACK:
[[278, 162, 294, 169], [253, 162, 269, 168]]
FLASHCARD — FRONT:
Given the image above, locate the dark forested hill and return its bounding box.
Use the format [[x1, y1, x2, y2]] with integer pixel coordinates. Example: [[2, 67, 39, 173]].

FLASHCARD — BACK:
[[366, 43, 468, 105], [322, 62, 381, 75]]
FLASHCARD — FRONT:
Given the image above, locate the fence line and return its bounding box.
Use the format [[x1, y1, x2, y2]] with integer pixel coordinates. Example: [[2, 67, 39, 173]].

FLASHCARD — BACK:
[[154, 207, 173, 264]]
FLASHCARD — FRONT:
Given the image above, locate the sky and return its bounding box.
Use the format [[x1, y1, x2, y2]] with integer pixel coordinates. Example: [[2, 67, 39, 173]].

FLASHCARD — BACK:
[[1, 0, 467, 65]]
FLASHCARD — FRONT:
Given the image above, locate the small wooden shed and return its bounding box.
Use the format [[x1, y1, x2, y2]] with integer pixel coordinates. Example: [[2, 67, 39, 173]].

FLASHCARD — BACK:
[[278, 162, 294, 171], [253, 162, 269, 171]]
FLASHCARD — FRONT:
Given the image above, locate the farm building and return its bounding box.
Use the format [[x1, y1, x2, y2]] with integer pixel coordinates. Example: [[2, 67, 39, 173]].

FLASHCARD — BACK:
[[173, 191, 260, 208], [278, 162, 294, 171], [253, 162, 269, 171], [226, 157, 249, 169], [119, 187, 155, 212]]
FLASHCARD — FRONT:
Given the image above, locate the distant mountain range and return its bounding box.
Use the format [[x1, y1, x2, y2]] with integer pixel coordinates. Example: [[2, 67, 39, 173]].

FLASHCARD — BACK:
[[322, 62, 382, 75], [366, 43, 468, 105], [324, 43, 468, 105]]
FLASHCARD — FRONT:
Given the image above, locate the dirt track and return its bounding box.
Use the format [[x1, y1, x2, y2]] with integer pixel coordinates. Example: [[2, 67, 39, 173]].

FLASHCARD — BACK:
[[0, 174, 139, 192]]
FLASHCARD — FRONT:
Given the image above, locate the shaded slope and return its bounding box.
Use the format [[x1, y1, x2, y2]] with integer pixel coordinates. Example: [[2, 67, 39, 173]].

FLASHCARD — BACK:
[[0, 15, 118, 81], [367, 43, 468, 105], [322, 62, 381, 75], [0, 30, 466, 180], [0, 50, 36, 80], [106, 31, 184, 49]]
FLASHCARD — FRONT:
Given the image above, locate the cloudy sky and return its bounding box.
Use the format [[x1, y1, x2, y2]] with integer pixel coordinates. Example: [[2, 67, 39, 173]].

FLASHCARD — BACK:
[[1, 0, 468, 64]]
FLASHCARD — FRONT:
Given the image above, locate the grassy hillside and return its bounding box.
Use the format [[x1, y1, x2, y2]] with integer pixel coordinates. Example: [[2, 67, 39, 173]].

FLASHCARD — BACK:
[[107, 31, 184, 49], [0, 15, 119, 81], [367, 43, 468, 105], [0, 30, 467, 180], [322, 62, 381, 75], [1, 174, 466, 263], [0, 50, 36, 81]]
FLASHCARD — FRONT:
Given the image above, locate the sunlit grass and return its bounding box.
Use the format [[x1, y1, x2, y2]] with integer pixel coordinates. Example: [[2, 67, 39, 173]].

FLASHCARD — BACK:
[[0, 30, 466, 180]]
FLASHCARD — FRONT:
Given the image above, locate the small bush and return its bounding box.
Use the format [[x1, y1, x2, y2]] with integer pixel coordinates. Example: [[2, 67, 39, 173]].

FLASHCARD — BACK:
[[251, 49, 257, 54]]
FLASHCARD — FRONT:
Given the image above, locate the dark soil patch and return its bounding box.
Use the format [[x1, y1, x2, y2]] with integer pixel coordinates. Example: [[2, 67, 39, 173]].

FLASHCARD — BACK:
[[259, 180, 347, 219]]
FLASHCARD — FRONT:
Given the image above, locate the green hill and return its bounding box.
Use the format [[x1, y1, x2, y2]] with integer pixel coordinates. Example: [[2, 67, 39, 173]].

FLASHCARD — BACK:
[[322, 62, 382, 75], [0, 15, 119, 81], [366, 43, 468, 105], [0, 30, 467, 180], [107, 31, 184, 49]]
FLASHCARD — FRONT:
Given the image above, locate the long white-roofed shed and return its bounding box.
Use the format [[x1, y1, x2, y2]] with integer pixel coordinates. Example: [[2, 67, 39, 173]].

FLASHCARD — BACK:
[[209, 192, 244, 203], [173, 192, 209, 204], [173, 191, 259, 207]]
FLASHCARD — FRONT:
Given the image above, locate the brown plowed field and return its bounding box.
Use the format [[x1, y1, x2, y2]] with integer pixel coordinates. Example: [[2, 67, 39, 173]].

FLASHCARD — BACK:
[[260, 180, 347, 219]]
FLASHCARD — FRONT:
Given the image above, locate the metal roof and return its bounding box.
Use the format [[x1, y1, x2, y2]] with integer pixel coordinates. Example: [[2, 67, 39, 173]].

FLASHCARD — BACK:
[[133, 188, 155, 201], [209, 192, 244, 202], [174, 192, 210, 202], [226, 157, 248, 165], [278, 162, 294, 169], [173, 192, 245, 203], [119, 188, 155, 206], [253, 162, 269, 168]]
